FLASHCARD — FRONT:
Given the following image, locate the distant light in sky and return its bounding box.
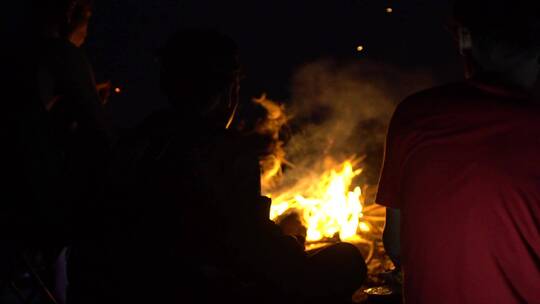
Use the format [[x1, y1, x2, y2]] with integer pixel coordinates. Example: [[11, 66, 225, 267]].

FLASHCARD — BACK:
[[386, 7, 393, 13], [115, 87, 122, 94], [356, 45, 364, 52]]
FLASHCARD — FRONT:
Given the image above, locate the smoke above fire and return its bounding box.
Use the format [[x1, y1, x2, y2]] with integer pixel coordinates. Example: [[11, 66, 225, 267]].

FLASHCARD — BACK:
[[282, 59, 433, 187], [249, 59, 433, 247]]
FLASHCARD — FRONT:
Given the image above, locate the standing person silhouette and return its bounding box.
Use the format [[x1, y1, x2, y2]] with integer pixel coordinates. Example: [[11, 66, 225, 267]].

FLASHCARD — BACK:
[[1, 1, 111, 303], [29, 1, 112, 303]]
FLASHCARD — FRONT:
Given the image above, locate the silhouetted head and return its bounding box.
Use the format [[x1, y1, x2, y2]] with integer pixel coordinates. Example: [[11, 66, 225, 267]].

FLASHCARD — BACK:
[[158, 29, 241, 129], [32, 0, 94, 47], [453, 0, 540, 88]]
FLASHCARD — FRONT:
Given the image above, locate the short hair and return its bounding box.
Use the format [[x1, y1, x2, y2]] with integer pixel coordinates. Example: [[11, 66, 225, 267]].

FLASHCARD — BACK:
[[453, 0, 540, 48], [158, 28, 240, 101]]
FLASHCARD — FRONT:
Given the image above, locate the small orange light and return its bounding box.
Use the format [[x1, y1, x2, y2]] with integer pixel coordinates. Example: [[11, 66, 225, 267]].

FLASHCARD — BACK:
[[386, 7, 393, 13], [114, 87, 121, 94], [356, 45, 364, 52]]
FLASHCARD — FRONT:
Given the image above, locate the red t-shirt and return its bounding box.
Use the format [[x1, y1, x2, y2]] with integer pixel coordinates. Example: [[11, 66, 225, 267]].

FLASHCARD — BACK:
[[377, 81, 540, 303]]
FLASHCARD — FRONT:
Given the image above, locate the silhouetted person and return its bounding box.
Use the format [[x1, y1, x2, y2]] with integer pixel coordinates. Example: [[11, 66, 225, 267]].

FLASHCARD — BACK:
[[1, 1, 108, 302], [21, 1, 111, 303], [99, 29, 365, 304], [378, 0, 540, 303]]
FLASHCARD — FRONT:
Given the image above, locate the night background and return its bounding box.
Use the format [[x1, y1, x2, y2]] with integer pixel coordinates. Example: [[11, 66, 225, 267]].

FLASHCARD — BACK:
[[0, 0, 465, 191], [76, 0, 462, 130], [2, 0, 463, 128]]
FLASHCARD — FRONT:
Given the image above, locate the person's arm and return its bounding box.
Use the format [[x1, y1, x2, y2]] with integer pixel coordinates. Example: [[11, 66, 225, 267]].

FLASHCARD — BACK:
[[62, 42, 109, 135], [376, 102, 407, 268], [383, 208, 400, 267]]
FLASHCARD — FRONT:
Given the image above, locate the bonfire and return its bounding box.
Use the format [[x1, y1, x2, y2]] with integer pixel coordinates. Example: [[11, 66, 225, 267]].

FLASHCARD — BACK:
[[252, 95, 389, 274]]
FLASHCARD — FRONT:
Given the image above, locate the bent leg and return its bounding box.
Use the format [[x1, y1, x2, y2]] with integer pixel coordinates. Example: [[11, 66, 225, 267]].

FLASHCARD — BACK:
[[302, 242, 367, 303]]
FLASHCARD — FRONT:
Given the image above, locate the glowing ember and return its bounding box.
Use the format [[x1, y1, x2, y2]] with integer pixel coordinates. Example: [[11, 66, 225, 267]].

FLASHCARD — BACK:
[[114, 87, 122, 94]]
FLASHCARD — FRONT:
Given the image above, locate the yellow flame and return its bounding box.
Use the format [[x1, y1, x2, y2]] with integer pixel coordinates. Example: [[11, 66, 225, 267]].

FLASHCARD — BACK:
[[267, 160, 367, 242], [254, 95, 370, 244]]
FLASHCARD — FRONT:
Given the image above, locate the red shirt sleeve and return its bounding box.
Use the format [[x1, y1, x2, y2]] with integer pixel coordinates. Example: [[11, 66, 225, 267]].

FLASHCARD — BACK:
[[376, 104, 406, 209]]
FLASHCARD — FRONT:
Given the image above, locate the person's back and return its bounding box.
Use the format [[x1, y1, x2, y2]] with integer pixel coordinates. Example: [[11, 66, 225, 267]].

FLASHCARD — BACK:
[[99, 29, 301, 303], [377, 1, 540, 303], [107, 109, 304, 303], [380, 81, 540, 303]]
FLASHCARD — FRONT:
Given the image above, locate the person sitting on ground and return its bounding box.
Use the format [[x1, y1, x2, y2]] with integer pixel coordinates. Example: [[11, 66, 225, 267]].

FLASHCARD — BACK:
[[102, 28, 366, 304], [378, 0, 540, 303]]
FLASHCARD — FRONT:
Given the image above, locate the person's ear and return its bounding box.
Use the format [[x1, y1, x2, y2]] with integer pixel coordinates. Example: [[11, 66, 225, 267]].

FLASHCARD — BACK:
[[458, 26, 473, 55], [225, 79, 240, 129]]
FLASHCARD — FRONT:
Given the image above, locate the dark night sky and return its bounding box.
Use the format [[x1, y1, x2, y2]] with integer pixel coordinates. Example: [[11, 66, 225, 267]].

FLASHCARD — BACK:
[[5, 0, 462, 130]]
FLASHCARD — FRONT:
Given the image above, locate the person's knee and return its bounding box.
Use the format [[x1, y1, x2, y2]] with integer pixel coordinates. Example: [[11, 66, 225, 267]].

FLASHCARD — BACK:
[[325, 242, 367, 283], [304, 242, 367, 300], [310, 243, 366, 272], [326, 242, 363, 259]]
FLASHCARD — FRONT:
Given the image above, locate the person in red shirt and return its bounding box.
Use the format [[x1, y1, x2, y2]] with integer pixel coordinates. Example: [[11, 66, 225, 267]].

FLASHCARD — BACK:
[[377, 0, 540, 303]]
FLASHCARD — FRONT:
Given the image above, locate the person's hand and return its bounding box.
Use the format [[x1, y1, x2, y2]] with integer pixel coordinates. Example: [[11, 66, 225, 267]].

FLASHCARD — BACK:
[[96, 81, 112, 105]]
